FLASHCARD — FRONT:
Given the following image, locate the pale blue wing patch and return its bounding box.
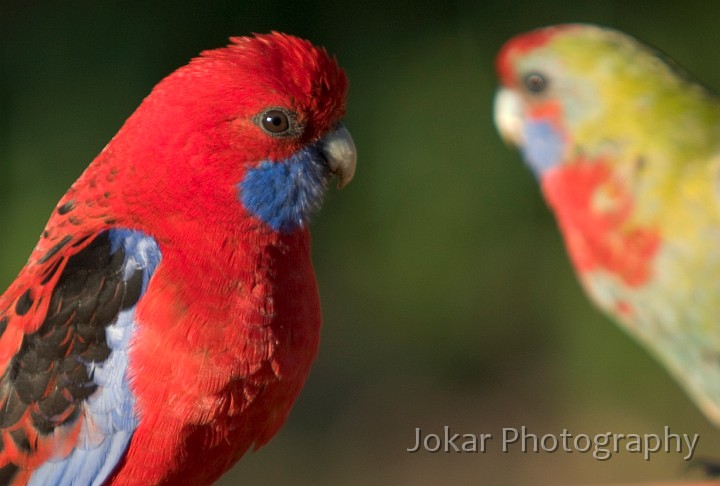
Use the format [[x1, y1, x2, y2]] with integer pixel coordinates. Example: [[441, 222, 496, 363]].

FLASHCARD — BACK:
[[28, 229, 161, 486]]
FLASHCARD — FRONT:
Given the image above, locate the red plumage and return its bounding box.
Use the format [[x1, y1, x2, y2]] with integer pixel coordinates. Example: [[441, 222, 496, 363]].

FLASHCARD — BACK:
[[542, 161, 660, 288], [0, 32, 353, 485]]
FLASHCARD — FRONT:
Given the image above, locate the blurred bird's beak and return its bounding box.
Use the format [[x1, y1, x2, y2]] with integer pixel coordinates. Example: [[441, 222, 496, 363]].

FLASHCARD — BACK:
[[320, 124, 357, 189], [494, 88, 525, 147]]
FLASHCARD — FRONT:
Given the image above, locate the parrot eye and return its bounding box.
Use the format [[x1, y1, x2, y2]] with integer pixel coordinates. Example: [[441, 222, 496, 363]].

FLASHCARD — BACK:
[[524, 72, 547, 93], [257, 108, 301, 137]]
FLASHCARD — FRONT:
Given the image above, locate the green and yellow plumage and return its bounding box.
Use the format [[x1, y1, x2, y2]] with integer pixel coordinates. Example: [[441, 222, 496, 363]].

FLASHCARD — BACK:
[[495, 24, 720, 424]]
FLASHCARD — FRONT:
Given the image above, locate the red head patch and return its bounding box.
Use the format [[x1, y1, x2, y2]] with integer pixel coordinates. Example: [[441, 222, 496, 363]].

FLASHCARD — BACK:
[[496, 24, 581, 87]]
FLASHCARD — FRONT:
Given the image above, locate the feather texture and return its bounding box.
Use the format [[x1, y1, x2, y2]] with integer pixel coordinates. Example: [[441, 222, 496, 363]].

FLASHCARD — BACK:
[[0, 32, 353, 485]]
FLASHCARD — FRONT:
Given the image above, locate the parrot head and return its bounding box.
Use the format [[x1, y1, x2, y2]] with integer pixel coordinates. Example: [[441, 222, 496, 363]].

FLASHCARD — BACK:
[[98, 32, 355, 235], [493, 24, 718, 178]]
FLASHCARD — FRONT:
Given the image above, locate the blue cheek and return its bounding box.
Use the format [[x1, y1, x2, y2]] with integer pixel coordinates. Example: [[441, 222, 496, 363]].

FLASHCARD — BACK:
[[239, 146, 329, 234], [521, 120, 566, 177]]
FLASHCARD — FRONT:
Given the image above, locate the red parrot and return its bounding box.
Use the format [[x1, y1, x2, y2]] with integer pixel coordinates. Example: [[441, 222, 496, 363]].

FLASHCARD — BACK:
[[0, 33, 355, 485]]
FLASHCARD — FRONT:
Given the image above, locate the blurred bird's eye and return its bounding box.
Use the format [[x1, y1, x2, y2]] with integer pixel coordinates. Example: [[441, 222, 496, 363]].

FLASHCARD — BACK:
[[257, 108, 299, 137], [524, 72, 547, 93]]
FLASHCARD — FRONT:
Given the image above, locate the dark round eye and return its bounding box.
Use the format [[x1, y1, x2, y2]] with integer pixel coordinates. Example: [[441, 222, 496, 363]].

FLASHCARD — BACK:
[[524, 72, 547, 93], [258, 108, 302, 137], [261, 109, 290, 133]]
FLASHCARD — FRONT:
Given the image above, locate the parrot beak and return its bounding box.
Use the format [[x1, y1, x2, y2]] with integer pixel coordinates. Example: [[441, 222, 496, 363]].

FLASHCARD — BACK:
[[493, 88, 525, 147], [319, 124, 357, 189]]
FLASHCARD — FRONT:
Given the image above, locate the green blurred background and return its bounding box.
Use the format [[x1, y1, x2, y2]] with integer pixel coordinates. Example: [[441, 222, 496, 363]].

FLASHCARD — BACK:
[[2, 1, 720, 484]]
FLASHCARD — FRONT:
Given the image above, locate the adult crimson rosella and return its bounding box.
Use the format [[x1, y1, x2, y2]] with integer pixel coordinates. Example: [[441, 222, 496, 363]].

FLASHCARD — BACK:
[[494, 24, 720, 425], [0, 33, 355, 485]]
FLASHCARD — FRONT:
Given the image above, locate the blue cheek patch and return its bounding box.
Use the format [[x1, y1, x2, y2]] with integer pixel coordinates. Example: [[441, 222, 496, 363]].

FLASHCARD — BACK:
[[239, 146, 329, 233], [521, 119, 566, 177]]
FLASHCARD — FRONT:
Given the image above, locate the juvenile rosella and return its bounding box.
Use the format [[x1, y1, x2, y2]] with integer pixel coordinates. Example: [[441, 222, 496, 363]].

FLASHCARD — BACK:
[[495, 24, 720, 425]]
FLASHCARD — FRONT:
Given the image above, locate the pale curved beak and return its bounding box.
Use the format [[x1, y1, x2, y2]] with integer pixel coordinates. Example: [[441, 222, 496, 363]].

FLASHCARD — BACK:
[[319, 124, 357, 189], [493, 88, 525, 147]]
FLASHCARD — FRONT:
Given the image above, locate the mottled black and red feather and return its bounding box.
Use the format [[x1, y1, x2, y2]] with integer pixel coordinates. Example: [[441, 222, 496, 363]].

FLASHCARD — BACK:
[[0, 229, 144, 483]]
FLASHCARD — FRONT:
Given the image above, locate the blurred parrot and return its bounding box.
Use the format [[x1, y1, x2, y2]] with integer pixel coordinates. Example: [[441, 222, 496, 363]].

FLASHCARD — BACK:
[[494, 24, 720, 426], [0, 33, 355, 485]]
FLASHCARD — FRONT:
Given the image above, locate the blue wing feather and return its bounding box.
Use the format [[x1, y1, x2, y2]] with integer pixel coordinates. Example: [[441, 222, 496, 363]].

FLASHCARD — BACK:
[[27, 229, 161, 486]]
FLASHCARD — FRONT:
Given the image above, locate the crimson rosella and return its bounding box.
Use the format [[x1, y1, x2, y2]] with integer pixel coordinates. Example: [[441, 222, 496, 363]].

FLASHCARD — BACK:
[[0, 32, 355, 485], [494, 24, 720, 425]]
